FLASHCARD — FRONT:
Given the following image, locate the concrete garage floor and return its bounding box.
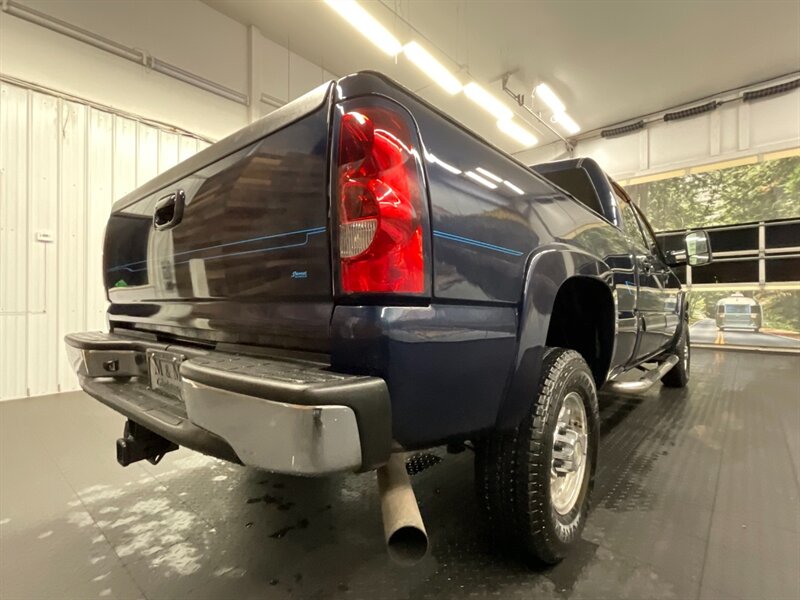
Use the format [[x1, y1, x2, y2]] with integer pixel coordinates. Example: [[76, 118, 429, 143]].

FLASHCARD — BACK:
[[1, 349, 798, 600]]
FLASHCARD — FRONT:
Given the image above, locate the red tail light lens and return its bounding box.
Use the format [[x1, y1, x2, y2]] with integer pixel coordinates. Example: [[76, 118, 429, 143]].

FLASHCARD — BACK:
[[336, 104, 426, 294]]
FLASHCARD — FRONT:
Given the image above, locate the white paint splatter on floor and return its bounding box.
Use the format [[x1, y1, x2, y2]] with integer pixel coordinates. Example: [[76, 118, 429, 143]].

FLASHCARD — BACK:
[[150, 542, 203, 576], [79, 484, 125, 504], [37, 530, 54, 539], [0, 518, 10, 525], [68, 511, 95, 528]]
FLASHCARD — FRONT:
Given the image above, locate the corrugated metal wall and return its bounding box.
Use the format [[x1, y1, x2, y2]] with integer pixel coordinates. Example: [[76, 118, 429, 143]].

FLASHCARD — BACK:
[[0, 82, 210, 400]]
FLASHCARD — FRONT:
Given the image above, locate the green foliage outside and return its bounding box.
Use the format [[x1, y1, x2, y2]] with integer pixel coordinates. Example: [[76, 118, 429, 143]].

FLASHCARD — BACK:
[[688, 289, 800, 333], [627, 155, 800, 231]]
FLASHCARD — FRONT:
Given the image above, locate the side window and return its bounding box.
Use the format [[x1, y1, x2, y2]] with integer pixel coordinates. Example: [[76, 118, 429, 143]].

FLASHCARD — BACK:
[[631, 205, 662, 258], [617, 195, 649, 253]]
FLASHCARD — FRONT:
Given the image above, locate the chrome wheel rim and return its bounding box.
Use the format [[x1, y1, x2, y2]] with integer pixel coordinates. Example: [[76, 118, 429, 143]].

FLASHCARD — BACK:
[[550, 392, 588, 516]]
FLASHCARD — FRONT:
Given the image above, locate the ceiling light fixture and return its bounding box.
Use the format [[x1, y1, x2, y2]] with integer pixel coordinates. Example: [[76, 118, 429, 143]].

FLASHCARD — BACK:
[[552, 111, 580, 135], [463, 82, 514, 121], [465, 170, 498, 190], [324, 0, 402, 56], [534, 83, 566, 114], [403, 42, 462, 95], [475, 167, 502, 183], [496, 119, 538, 148]]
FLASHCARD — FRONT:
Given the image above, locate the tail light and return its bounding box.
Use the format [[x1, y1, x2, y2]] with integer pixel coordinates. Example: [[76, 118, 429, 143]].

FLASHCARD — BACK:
[[335, 102, 427, 294], [750, 306, 759, 315]]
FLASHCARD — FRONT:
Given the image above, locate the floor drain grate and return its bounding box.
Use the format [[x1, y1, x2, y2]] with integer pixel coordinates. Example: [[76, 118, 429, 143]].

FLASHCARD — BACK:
[[405, 452, 443, 476]]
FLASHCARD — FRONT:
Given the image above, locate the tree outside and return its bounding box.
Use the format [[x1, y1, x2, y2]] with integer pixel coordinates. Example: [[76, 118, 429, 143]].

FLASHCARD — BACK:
[[626, 154, 800, 231]]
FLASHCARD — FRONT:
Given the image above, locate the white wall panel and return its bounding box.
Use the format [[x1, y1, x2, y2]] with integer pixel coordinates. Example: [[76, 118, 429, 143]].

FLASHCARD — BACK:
[[649, 115, 711, 168], [179, 136, 199, 162], [113, 117, 137, 200], [289, 52, 323, 101], [85, 109, 113, 335], [261, 36, 290, 105], [749, 92, 800, 149], [719, 103, 739, 155], [158, 131, 180, 173], [136, 124, 159, 187], [56, 100, 87, 392], [579, 133, 642, 175], [0, 84, 30, 399], [26, 92, 59, 396], [0, 82, 205, 400]]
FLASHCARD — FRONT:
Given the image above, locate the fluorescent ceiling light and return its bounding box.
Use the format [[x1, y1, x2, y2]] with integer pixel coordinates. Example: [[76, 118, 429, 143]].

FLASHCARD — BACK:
[[463, 82, 513, 120], [465, 170, 498, 189], [403, 42, 461, 95], [324, 0, 402, 56], [426, 152, 462, 175], [496, 119, 538, 148], [553, 111, 581, 135], [503, 180, 525, 195], [475, 167, 502, 182], [534, 83, 565, 113]]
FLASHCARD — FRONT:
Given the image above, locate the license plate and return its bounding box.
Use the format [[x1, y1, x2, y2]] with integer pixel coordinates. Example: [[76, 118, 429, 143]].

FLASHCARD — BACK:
[[147, 350, 184, 399]]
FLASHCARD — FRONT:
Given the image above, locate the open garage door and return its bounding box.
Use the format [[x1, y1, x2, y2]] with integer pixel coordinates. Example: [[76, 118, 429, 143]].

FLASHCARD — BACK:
[[628, 153, 800, 352]]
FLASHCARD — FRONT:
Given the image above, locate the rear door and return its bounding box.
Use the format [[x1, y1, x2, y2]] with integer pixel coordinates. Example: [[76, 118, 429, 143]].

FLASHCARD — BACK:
[[630, 202, 681, 348], [616, 193, 667, 358]]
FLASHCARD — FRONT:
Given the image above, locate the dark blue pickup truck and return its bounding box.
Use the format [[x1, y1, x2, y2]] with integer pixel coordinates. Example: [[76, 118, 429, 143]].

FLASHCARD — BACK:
[[66, 71, 712, 565]]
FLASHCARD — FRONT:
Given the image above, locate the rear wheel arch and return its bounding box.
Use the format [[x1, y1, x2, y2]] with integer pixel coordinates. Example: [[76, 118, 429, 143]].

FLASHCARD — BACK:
[[545, 276, 616, 388], [495, 248, 616, 430]]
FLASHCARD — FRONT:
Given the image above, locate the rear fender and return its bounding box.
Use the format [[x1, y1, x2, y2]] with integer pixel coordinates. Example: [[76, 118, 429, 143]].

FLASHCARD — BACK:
[[495, 244, 616, 430]]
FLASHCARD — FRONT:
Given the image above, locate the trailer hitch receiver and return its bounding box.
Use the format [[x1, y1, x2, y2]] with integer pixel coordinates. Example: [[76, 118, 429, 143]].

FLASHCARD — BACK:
[[116, 420, 178, 467]]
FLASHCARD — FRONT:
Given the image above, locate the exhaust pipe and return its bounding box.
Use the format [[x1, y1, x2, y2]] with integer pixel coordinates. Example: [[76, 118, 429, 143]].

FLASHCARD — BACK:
[[377, 453, 428, 565]]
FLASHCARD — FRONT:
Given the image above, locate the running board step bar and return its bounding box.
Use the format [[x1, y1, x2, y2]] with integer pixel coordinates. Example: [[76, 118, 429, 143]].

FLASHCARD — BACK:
[[604, 355, 680, 394]]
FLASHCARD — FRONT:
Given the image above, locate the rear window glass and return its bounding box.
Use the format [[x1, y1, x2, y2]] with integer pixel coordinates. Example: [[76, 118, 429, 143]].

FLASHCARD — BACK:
[[725, 304, 750, 314], [538, 169, 604, 216]]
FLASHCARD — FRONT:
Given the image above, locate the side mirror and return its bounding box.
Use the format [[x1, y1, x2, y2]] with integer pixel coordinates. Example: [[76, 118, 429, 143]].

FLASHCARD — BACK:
[[665, 231, 713, 267]]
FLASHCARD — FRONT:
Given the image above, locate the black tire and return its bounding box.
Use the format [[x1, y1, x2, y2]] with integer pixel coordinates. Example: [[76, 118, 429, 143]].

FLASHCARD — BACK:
[[661, 325, 690, 388], [474, 348, 599, 565]]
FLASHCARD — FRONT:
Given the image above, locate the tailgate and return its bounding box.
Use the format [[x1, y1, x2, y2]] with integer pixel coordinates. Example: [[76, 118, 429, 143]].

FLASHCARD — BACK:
[[104, 83, 334, 351]]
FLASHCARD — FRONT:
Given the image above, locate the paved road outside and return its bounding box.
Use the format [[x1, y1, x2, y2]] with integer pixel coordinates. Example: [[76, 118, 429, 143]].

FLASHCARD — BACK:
[[690, 318, 800, 349]]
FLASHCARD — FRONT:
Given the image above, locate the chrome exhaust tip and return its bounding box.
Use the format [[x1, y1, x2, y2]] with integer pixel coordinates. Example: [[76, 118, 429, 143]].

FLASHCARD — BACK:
[[377, 452, 429, 565]]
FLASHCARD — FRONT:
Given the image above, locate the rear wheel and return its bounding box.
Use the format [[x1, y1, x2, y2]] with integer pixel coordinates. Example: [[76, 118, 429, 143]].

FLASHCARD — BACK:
[[662, 325, 690, 388], [474, 348, 599, 565]]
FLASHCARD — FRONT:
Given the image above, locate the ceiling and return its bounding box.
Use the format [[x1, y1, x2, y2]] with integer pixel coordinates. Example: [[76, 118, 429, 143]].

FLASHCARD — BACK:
[[204, 0, 800, 154]]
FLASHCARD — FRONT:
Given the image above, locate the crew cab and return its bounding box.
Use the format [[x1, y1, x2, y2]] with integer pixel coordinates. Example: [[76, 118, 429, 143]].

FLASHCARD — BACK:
[[66, 71, 712, 565]]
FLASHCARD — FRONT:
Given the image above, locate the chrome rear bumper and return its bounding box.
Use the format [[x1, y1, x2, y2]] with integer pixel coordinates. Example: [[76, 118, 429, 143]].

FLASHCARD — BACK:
[[65, 332, 392, 475]]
